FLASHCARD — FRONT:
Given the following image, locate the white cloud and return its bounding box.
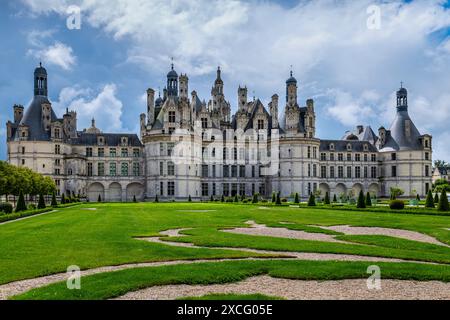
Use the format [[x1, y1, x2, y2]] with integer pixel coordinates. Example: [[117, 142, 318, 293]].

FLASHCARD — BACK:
[[28, 41, 76, 70], [53, 84, 124, 132]]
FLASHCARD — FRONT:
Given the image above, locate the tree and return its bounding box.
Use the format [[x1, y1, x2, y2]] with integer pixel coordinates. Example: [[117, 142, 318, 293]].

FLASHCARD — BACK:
[[433, 179, 450, 193], [154, 194, 159, 203], [425, 190, 435, 208], [390, 187, 404, 200], [15, 191, 27, 212], [437, 190, 449, 211], [61, 193, 66, 204], [51, 192, 58, 207], [210, 195, 214, 202], [434, 160, 448, 168], [434, 193, 439, 204], [307, 193, 316, 206], [234, 194, 239, 202], [133, 195, 137, 203], [324, 192, 330, 205], [294, 193, 299, 204], [333, 194, 337, 203], [416, 194, 420, 202], [366, 192, 372, 206], [356, 190, 366, 208], [98, 194, 102, 202], [252, 193, 258, 204], [275, 192, 281, 205], [188, 195, 192, 202], [221, 195, 224, 202], [37, 194, 46, 209], [271, 192, 276, 203]]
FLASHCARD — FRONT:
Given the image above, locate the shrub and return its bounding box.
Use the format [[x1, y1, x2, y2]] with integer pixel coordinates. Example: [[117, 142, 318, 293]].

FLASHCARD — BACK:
[[15, 191, 27, 213], [28, 203, 36, 210], [333, 194, 337, 203], [61, 193, 66, 204], [37, 194, 46, 209], [437, 190, 449, 212], [242, 199, 248, 203], [389, 200, 405, 210], [133, 195, 137, 203], [356, 190, 366, 208], [234, 194, 239, 202], [51, 192, 58, 207], [281, 198, 287, 203], [252, 193, 258, 204], [226, 198, 233, 203], [261, 199, 268, 203], [307, 193, 316, 207], [97, 194, 102, 202], [434, 193, 439, 204], [210, 195, 214, 202], [0, 202, 13, 214], [221, 195, 224, 202], [188, 195, 192, 202], [365, 192, 372, 206], [154, 195, 159, 203], [416, 194, 420, 202], [294, 193, 299, 204], [324, 192, 330, 205], [271, 192, 276, 203], [425, 190, 434, 208], [275, 192, 281, 205]]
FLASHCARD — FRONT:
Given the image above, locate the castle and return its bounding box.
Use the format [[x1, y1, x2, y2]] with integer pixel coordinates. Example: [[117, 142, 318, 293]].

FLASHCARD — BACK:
[[6, 63, 433, 201]]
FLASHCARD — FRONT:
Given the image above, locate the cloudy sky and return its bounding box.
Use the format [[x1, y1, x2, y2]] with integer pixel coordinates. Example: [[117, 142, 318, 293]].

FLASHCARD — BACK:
[[1, 0, 450, 161]]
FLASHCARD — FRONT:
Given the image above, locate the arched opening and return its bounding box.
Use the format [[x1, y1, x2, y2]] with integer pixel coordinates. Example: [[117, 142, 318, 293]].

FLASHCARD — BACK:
[[369, 183, 379, 197], [108, 182, 122, 202], [87, 182, 104, 202], [335, 183, 347, 198], [126, 183, 144, 201], [319, 183, 330, 198], [352, 183, 364, 197]]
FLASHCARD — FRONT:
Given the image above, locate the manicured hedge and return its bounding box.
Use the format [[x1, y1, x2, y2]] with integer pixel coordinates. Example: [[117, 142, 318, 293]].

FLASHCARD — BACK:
[[0, 202, 82, 223]]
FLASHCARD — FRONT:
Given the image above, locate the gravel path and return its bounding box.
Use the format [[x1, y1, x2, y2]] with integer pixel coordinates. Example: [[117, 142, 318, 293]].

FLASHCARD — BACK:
[[114, 275, 450, 300], [223, 221, 351, 244], [318, 225, 450, 247]]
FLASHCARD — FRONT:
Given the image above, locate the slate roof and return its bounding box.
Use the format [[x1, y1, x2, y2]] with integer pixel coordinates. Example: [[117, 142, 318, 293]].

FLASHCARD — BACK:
[[15, 95, 58, 141], [320, 139, 378, 152], [386, 110, 422, 151], [70, 132, 143, 147], [342, 125, 378, 145]]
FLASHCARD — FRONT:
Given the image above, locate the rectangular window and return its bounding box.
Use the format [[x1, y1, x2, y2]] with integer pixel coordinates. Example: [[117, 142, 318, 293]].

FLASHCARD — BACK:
[[110, 163, 116, 176], [347, 153, 352, 161], [21, 147, 25, 154], [160, 162, 164, 175], [313, 147, 317, 159], [110, 148, 116, 157], [98, 163, 105, 176], [212, 165, 216, 178], [320, 153, 326, 161], [223, 183, 229, 196], [425, 165, 429, 177], [159, 143, 164, 156], [346, 166, 352, 178], [355, 154, 361, 161], [364, 166, 368, 178], [364, 154, 368, 162], [133, 148, 140, 157], [86, 147, 93, 157], [425, 152, 429, 160], [54, 168, 60, 175], [231, 183, 237, 196], [212, 183, 216, 196], [98, 148, 105, 157], [338, 153, 343, 161], [239, 165, 245, 177], [392, 165, 397, 177], [231, 165, 237, 177], [121, 162, 128, 176], [329, 153, 335, 161], [168, 162, 175, 176], [371, 166, 377, 178], [307, 146, 311, 159], [223, 165, 229, 178], [55, 159, 60, 166], [168, 111, 176, 123], [330, 166, 335, 178], [87, 163, 93, 176], [55, 144, 60, 155], [308, 164, 311, 177], [321, 166, 326, 178], [202, 183, 209, 196], [338, 166, 344, 178], [391, 153, 397, 161], [313, 164, 317, 177], [167, 181, 175, 196], [167, 143, 174, 156], [355, 166, 361, 178], [202, 164, 208, 177], [133, 163, 140, 176], [252, 166, 256, 178], [371, 154, 376, 162], [201, 118, 208, 129], [259, 183, 265, 196], [121, 148, 128, 157], [239, 183, 245, 196], [257, 119, 264, 130], [160, 182, 164, 196]]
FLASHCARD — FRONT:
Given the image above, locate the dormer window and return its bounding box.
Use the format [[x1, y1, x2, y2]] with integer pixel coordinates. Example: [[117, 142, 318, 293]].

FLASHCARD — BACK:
[[121, 137, 128, 145], [97, 136, 104, 145], [329, 143, 334, 151], [347, 143, 352, 151], [363, 144, 368, 151]]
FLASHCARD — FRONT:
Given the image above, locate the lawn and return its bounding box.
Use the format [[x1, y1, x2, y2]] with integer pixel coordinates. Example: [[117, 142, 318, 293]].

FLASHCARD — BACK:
[[1, 202, 449, 299]]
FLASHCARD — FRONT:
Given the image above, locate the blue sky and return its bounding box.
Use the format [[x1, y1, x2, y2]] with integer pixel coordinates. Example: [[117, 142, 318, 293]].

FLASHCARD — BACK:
[[1, 0, 450, 161]]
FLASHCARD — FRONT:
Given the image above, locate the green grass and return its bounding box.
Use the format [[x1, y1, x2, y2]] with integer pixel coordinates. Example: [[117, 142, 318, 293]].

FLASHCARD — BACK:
[[0, 202, 449, 294], [13, 259, 450, 300], [179, 293, 284, 300]]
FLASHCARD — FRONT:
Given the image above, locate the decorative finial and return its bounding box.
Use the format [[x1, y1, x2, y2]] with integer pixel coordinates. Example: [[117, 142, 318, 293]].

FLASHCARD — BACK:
[[171, 57, 174, 70], [158, 86, 161, 97], [400, 81, 403, 88], [290, 65, 293, 77], [39, 61, 42, 67]]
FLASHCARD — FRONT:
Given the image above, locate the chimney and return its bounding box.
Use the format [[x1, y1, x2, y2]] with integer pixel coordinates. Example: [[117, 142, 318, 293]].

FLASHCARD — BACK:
[[13, 104, 24, 123], [147, 88, 155, 125]]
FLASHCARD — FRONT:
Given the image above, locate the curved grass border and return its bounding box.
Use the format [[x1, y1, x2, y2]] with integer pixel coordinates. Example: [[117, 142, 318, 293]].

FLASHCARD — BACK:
[[13, 259, 450, 300]]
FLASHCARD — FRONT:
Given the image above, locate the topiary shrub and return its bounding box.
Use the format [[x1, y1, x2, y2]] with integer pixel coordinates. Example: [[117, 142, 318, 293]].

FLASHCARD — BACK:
[[0, 202, 13, 214], [61, 193, 66, 204], [307, 193, 316, 207], [221, 195, 225, 202], [389, 200, 405, 210], [154, 195, 159, 203], [51, 192, 58, 207], [425, 190, 435, 208], [272, 192, 276, 203], [437, 190, 449, 212], [133, 195, 137, 203], [97, 194, 102, 203], [333, 194, 337, 203], [234, 194, 239, 202], [434, 193, 439, 204], [37, 194, 46, 209], [324, 192, 330, 205], [356, 190, 366, 209], [281, 198, 287, 203], [15, 191, 27, 213], [252, 193, 258, 204], [275, 192, 281, 205], [416, 194, 420, 202], [365, 192, 372, 206], [294, 193, 299, 204]]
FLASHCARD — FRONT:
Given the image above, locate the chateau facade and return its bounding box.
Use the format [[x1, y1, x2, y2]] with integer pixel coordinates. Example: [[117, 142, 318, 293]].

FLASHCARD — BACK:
[[6, 64, 433, 201]]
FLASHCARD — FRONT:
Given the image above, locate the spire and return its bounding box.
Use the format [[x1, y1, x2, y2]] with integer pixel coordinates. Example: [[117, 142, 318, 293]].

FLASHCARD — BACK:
[[91, 118, 95, 127], [396, 82, 408, 112], [34, 62, 48, 96]]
